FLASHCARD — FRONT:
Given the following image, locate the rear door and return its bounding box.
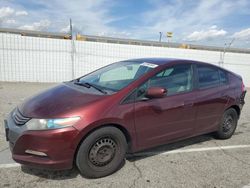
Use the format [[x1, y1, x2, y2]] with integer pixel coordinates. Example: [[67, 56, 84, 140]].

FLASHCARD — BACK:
[[194, 64, 229, 134]]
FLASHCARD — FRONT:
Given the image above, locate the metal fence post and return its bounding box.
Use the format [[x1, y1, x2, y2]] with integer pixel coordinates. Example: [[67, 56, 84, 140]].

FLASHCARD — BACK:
[[70, 18, 75, 80]]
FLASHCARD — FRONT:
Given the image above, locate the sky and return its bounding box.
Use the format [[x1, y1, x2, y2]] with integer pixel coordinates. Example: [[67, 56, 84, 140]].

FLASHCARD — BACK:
[[0, 0, 250, 48]]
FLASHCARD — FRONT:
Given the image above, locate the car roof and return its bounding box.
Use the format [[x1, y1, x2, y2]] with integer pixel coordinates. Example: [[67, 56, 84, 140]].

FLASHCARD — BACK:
[[124, 57, 226, 69], [123, 57, 204, 66], [124, 57, 178, 65], [125, 57, 242, 79], [123, 57, 237, 74]]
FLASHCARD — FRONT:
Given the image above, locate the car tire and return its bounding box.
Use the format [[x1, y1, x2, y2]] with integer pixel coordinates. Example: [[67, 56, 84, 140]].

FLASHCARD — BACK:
[[76, 126, 127, 178], [215, 108, 238, 139]]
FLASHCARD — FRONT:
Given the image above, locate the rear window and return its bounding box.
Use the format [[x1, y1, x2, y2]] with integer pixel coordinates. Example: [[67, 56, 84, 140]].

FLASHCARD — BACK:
[[197, 65, 220, 89]]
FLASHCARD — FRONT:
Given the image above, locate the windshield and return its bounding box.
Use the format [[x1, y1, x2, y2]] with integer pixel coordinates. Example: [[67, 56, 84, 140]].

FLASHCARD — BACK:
[[77, 61, 158, 92]]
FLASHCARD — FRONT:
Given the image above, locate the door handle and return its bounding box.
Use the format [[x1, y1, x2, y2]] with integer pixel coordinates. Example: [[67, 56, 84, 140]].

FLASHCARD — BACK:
[[183, 100, 194, 107]]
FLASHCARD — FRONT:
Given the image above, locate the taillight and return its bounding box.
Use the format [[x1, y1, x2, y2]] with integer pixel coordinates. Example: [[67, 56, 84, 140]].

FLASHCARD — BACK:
[[240, 80, 246, 105], [241, 81, 246, 92]]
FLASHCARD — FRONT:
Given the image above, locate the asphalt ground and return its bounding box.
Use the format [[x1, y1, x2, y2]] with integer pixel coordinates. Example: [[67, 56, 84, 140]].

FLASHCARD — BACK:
[[0, 82, 250, 188]]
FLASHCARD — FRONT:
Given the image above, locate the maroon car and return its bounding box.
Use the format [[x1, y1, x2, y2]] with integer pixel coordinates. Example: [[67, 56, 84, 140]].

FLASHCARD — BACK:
[[4, 58, 246, 178]]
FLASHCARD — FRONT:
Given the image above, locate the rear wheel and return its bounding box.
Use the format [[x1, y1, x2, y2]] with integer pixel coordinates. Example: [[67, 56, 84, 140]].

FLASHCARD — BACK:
[[76, 126, 127, 178], [215, 108, 238, 139]]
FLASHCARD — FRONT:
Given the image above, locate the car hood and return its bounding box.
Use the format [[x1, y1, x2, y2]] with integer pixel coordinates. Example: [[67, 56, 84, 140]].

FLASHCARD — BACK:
[[18, 83, 106, 118]]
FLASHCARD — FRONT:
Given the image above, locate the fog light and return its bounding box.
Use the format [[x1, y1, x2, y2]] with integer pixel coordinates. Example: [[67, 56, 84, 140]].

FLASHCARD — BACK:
[[25, 149, 47, 157]]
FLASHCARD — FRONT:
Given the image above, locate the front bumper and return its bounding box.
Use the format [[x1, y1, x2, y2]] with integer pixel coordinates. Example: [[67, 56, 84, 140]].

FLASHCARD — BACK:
[[4, 113, 80, 170]]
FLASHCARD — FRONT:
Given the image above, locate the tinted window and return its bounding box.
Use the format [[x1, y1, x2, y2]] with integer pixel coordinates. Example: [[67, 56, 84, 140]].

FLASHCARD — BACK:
[[137, 64, 193, 98], [219, 70, 228, 84], [122, 90, 137, 104], [197, 65, 220, 89]]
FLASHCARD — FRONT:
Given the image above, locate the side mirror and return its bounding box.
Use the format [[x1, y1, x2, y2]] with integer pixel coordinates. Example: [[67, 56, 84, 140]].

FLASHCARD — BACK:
[[145, 87, 167, 98]]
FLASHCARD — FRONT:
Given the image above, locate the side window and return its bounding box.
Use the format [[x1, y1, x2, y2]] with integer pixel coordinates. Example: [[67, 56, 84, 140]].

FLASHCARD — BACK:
[[122, 90, 137, 104], [137, 64, 193, 99], [197, 65, 220, 89], [219, 70, 228, 85]]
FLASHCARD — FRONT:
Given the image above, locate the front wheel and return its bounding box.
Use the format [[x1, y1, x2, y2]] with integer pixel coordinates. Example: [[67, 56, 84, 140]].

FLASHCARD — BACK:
[[76, 126, 127, 178], [215, 108, 238, 139]]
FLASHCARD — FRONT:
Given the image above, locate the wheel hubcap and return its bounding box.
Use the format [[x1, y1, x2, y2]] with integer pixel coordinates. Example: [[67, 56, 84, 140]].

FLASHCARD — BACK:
[[223, 115, 234, 132], [89, 138, 116, 167]]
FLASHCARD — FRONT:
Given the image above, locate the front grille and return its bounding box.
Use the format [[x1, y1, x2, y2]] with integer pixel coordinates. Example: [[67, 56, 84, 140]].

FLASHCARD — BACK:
[[12, 108, 30, 125]]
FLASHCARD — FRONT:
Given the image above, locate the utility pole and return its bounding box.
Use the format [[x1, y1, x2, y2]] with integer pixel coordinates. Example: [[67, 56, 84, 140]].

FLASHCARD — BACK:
[[70, 18, 73, 39], [159, 32, 162, 42], [70, 18, 75, 79]]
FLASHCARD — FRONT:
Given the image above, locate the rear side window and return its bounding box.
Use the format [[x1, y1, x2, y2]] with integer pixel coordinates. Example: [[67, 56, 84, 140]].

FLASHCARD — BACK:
[[219, 70, 228, 85], [197, 65, 220, 89]]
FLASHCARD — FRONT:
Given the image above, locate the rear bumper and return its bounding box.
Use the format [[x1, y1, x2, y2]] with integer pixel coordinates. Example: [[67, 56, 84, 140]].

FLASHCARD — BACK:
[[5, 113, 80, 170]]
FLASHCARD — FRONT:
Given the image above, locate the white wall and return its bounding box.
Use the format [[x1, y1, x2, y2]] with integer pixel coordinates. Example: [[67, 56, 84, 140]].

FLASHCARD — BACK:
[[1, 33, 250, 86]]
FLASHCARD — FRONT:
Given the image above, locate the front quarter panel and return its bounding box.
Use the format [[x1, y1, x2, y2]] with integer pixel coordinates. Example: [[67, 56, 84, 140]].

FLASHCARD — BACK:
[[72, 94, 137, 152]]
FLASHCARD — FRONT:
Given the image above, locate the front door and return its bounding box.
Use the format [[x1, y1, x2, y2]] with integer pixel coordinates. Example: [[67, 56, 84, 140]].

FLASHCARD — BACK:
[[134, 63, 197, 150]]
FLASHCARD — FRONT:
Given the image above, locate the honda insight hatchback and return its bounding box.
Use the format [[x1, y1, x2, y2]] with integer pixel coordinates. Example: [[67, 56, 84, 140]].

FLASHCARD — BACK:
[[4, 58, 246, 178]]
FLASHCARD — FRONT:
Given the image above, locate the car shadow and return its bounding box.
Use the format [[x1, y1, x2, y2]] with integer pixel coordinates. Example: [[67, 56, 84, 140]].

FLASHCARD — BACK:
[[21, 157, 126, 180], [21, 133, 214, 180], [21, 165, 79, 180], [126, 133, 214, 162]]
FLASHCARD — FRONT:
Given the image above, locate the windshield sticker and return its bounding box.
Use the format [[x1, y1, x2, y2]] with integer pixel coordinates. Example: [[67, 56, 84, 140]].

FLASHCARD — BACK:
[[140, 62, 158, 68]]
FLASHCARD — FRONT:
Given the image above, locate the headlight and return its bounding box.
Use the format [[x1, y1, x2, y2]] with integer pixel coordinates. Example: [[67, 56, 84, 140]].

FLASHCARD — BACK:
[[25, 117, 80, 130]]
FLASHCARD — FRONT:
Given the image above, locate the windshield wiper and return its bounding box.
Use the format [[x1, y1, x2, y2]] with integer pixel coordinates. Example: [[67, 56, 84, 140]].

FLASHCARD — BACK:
[[84, 82, 107, 94], [74, 81, 107, 94], [74, 81, 90, 88]]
